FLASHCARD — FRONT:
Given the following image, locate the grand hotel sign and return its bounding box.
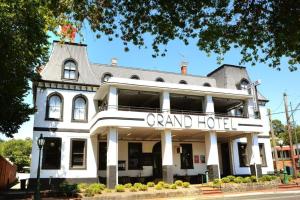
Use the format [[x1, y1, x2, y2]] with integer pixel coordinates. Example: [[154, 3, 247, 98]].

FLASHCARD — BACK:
[[146, 113, 240, 131]]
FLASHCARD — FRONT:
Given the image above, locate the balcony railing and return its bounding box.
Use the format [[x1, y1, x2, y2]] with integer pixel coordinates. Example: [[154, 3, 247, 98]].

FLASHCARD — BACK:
[[98, 105, 248, 118]]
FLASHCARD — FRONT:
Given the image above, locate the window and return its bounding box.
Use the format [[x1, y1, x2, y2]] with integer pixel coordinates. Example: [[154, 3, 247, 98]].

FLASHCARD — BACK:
[[238, 142, 248, 167], [259, 143, 267, 166], [72, 95, 88, 121], [179, 80, 187, 84], [70, 139, 87, 169], [130, 75, 140, 80], [128, 143, 142, 170], [99, 142, 107, 170], [101, 73, 112, 82], [155, 77, 164, 82], [46, 93, 63, 120], [203, 83, 211, 87], [42, 137, 61, 169], [180, 144, 193, 169], [63, 60, 77, 79], [240, 79, 249, 90]]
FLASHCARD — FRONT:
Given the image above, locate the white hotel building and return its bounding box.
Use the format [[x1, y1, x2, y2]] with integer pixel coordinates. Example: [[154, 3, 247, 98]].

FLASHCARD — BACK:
[[29, 41, 274, 189]]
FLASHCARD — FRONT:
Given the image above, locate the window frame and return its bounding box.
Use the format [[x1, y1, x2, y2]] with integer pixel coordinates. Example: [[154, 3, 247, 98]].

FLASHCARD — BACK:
[[155, 77, 164, 82], [69, 138, 87, 170], [179, 80, 187, 84], [45, 92, 64, 121], [128, 142, 142, 170], [130, 75, 140, 80], [42, 137, 62, 170], [238, 142, 249, 167], [71, 94, 88, 122], [180, 143, 194, 169], [203, 82, 211, 87], [101, 72, 113, 83], [61, 59, 78, 81]]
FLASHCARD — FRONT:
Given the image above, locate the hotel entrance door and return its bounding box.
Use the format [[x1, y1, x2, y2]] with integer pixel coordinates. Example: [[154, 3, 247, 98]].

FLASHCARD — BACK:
[[152, 142, 162, 178]]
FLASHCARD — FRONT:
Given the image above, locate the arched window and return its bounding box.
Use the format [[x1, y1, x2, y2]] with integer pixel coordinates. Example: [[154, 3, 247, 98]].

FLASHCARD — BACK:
[[179, 80, 187, 84], [63, 59, 77, 80], [101, 73, 112, 82], [203, 83, 211, 87], [46, 93, 63, 120], [72, 95, 88, 121], [240, 79, 249, 90], [130, 75, 140, 80], [155, 77, 164, 82]]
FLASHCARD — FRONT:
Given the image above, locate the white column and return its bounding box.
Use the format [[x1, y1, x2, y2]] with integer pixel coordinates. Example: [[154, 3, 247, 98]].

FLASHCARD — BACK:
[[108, 86, 118, 110], [160, 91, 170, 113], [161, 129, 173, 183], [106, 127, 118, 188], [205, 131, 220, 180], [247, 133, 262, 177], [203, 95, 214, 113]]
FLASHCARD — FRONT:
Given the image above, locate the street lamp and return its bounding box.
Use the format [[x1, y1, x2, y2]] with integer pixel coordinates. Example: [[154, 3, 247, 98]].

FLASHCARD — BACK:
[[35, 134, 45, 200], [278, 139, 288, 184]]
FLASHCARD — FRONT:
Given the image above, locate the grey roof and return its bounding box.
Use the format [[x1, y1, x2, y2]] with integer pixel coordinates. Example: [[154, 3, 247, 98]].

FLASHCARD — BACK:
[[40, 41, 268, 101]]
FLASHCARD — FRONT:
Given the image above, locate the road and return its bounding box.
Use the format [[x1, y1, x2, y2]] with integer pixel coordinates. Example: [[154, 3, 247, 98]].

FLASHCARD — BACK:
[[156, 190, 300, 200]]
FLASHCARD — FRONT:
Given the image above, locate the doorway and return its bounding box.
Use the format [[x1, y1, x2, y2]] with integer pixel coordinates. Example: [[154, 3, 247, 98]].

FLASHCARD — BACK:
[[152, 142, 162, 178], [221, 142, 231, 176]]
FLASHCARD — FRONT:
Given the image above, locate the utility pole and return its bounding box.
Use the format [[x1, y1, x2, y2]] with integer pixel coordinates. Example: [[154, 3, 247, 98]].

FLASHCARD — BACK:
[[268, 109, 279, 172], [283, 93, 297, 177], [290, 102, 300, 168]]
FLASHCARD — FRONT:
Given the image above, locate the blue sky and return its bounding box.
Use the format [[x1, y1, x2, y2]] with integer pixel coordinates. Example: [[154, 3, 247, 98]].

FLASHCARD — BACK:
[[4, 28, 300, 140]]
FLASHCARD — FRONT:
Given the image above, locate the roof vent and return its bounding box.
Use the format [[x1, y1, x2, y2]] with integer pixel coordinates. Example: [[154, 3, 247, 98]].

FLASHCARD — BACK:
[[180, 61, 188, 75], [111, 58, 118, 66]]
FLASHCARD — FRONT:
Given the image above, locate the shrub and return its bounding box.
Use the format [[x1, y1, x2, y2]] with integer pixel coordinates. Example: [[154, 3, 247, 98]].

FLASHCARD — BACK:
[[89, 183, 104, 192], [170, 184, 177, 189], [182, 182, 190, 188], [115, 184, 125, 192], [233, 177, 243, 184], [124, 183, 132, 188], [84, 184, 102, 197], [105, 189, 112, 193], [242, 177, 251, 183], [163, 183, 170, 189], [139, 184, 148, 191], [59, 181, 78, 197], [77, 183, 88, 192], [213, 179, 221, 184], [298, 172, 300, 178], [147, 182, 155, 187], [175, 180, 183, 186], [288, 175, 293, 182], [129, 186, 138, 192], [221, 177, 230, 183], [226, 175, 235, 182], [259, 175, 272, 182], [157, 181, 165, 186], [155, 184, 163, 190], [250, 175, 257, 182], [134, 182, 143, 188], [270, 175, 278, 180]]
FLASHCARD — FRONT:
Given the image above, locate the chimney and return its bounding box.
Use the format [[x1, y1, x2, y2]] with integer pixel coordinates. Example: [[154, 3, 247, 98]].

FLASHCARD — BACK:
[[180, 61, 188, 75], [111, 58, 118, 66]]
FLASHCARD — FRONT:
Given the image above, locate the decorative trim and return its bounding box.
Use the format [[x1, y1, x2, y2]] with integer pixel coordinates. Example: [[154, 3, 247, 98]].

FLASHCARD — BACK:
[[33, 127, 89, 133], [91, 117, 145, 130]]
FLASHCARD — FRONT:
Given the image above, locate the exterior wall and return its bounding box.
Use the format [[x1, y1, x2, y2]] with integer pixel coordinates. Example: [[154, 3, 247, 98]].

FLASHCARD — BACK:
[[30, 131, 97, 179], [0, 156, 17, 190], [231, 137, 274, 175]]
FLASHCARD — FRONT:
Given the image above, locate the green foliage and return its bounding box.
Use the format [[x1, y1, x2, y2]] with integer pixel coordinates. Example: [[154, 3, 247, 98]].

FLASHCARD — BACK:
[[124, 183, 132, 188], [221, 177, 230, 183], [147, 182, 155, 187], [233, 177, 243, 184], [258, 175, 272, 182], [175, 180, 183, 186], [226, 175, 236, 182], [115, 184, 125, 192], [155, 184, 163, 190], [182, 182, 190, 188], [250, 176, 257, 182], [77, 183, 88, 192], [157, 181, 165, 186], [129, 186, 137, 192], [242, 177, 251, 183], [0, 139, 32, 172], [59, 181, 78, 197], [133, 182, 143, 188], [213, 179, 221, 184], [163, 183, 170, 189], [170, 184, 177, 189], [138, 184, 148, 191]]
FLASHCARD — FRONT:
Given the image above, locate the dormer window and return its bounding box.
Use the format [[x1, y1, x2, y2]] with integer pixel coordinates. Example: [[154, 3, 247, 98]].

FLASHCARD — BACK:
[[101, 73, 112, 82], [179, 80, 187, 84], [240, 79, 249, 90], [63, 59, 77, 80], [203, 83, 211, 87], [130, 75, 140, 80], [155, 77, 164, 82]]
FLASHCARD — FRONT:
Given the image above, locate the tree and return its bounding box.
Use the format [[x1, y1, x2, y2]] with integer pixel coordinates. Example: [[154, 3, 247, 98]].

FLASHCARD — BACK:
[[2, 0, 300, 137], [0, 138, 32, 172]]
